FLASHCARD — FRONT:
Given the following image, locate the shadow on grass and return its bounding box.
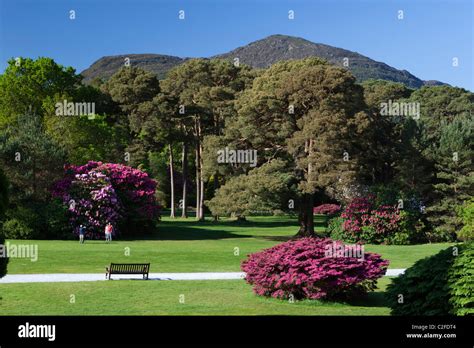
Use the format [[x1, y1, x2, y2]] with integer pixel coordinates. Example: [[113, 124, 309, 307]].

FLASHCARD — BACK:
[[297, 291, 388, 309], [343, 291, 389, 308], [258, 230, 328, 242], [124, 215, 317, 241], [258, 235, 294, 242], [127, 220, 252, 241], [203, 219, 298, 229], [260, 290, 389, 309]]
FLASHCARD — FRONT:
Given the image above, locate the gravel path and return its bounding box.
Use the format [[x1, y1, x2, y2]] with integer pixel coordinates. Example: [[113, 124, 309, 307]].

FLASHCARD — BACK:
[[0, 269, 405, 284]]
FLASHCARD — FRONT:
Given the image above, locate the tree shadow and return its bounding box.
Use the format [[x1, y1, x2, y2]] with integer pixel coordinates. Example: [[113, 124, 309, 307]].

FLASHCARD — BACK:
[[343, 291, 389, 308], [126, 221, 252, 241], [122, 216, 309, 241], [258, 235, 294, 242], [204, 219, 298, 229]]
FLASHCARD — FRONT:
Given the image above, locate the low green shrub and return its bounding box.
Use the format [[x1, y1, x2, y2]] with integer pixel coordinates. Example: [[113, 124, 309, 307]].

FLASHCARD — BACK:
[[386, 243, 473, 315], [426, 227, 455, 243], [0, 230, 8, 278], [448, 243, 474, 315], [457, 200, 473, 241], [387, 211, 429, 245], [41, 199, 71, 239], [2, 199, 72, 240], [1, 218, 36, 239], [327, 216, 345, 240]]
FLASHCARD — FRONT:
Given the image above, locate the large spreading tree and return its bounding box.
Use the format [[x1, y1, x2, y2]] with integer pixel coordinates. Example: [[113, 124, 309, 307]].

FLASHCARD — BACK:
[[210, 58, 372, 236], [0, 57, 81, 128]]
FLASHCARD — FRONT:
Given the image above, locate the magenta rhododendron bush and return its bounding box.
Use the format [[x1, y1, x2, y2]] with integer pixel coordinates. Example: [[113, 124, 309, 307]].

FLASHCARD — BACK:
[[313, 204, 341, 215], [52, 161, 160, 238], [241, 238, 389, 300], [340, 195, 402, 244]]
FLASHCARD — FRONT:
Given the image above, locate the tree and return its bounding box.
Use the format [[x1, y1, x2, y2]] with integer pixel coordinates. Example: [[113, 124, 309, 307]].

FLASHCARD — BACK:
[[408, 86, 473, 144], [0, 170, 9, 277], [103, 66, 161, 166], [0, 169, 8, 218], [361, 79, 412, 110], [0, 112, 66, 202], [405, 86, 474, 240], [357, 80, 435, 207], [131, 92, 180, 217], [104, 66, 160, 116], [359, 80, 415, 185], [43, 83, 128, 165], [0, 57, 81, 128], [0, 229, 8, 279], [393, 117, 435, 198], [206, 159, 293, 219], [225, 58, 370, 236], [160, 59, 254, 220], [426, 115, 473, 239]]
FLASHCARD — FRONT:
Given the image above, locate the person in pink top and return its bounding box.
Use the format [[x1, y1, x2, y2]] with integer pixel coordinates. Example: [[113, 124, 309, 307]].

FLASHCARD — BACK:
[[105, 223, 113, 242]]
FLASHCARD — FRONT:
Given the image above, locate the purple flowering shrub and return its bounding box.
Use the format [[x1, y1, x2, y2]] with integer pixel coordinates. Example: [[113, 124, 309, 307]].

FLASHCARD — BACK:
[[93, 163, 159, 220], [52, 161, 160, 238], [241, 238, 389, 300], [313, 204, 341, 215], [67, 171, 122, 239]]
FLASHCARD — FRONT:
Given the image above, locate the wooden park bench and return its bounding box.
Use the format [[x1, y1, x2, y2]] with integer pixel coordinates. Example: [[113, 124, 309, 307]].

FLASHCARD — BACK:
[[105, 263, 150, 280]]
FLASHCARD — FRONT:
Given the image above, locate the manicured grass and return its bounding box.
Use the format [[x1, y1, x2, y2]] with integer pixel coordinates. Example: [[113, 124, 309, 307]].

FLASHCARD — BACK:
[[5, 215, 452, 274], [0, 278, 392, 315], [0, 215, 454, 315]]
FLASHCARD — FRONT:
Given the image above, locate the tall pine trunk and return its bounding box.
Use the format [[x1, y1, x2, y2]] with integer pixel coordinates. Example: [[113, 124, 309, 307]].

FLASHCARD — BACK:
[[194, 117, 205, 221], [212, 173, 219, 221], [195, 145, 201, 220], [169, 144, 175, 218], [296, 193, 315, 237], [296, 139, 316, 237], [32, 156, 37, 198], [198, 140, 205, 221], [181, 142, 188, 218]]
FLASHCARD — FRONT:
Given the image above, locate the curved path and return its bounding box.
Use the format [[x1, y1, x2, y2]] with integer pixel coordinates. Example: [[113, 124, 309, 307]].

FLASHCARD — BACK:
[[0, 269, 405, 284]]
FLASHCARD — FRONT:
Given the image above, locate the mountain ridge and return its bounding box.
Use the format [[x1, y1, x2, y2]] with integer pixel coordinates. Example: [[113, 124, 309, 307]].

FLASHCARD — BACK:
[[80, 34, 447, 88]]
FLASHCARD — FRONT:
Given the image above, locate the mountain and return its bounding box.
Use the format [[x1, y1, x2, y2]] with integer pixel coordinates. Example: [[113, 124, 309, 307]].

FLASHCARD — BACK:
[[81, 35, 446, 88], [81, 54, 186, 83]]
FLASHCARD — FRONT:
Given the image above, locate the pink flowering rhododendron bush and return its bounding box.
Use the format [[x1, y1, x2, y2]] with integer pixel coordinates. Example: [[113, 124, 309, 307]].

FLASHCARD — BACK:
[[313, 204, 341, 215], [241, 238, 389, 300], [52, 161, 160, 238], [340, 195, 401, 244]]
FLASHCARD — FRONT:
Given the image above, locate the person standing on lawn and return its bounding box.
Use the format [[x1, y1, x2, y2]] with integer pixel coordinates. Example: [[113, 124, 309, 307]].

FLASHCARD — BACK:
[[108, 223, 114, 242], [105, 223, 110, 242], [79, 225, 85, 244], [105, 222, 113, 242]]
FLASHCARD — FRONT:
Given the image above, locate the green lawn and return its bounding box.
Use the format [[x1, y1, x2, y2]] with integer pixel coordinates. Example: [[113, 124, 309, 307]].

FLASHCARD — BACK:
[[5, 215, 452, 274], [0, 215, 453, 315], [0, 278, 392, 315]]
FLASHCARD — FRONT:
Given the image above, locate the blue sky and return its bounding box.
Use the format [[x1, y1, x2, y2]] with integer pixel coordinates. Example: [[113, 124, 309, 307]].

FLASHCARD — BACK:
[[0, 0, 472, 90]]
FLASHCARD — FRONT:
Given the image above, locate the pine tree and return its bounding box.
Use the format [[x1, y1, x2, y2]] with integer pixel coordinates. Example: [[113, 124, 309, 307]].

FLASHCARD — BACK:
[[160, 59, 254, 221], [427, 116, 474, 239], [226, 58, 371, 236]]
